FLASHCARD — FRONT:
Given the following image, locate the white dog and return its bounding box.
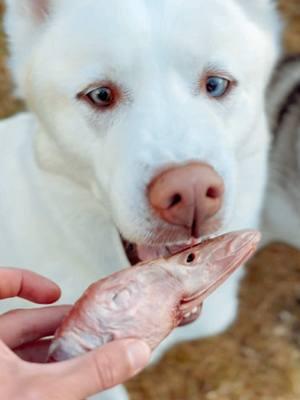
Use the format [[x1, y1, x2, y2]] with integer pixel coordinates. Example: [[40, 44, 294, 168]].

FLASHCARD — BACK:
[[263, 55, 300, 248], [1, 1, 281, 399]]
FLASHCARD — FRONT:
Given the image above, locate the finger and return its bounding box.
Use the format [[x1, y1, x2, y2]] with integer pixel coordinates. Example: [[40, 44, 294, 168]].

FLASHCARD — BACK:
[[0, 339, 19, 363], [15, 339, 52, 363], [45, 339, 150, 399], [0, 268, 61, 303], [0, 305, 70, 348]]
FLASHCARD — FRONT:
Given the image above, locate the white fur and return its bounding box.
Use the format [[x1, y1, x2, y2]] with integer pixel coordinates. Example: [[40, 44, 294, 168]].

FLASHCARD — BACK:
[[262, 57, 300, 248], [1, 1, 281, 398]]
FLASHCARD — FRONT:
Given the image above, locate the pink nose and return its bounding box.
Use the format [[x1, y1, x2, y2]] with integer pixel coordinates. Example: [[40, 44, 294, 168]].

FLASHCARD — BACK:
[[148, 163, 224, 238]]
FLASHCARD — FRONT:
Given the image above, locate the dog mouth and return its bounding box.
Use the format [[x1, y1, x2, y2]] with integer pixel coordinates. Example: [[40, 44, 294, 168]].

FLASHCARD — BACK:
[[121, 237, 203, 266], [121, 218, 221, 265]]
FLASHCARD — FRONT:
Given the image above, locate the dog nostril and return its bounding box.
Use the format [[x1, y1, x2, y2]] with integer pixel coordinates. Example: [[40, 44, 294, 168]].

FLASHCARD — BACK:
[[206, 187, 220, 199], [168, 193, 182, 209]]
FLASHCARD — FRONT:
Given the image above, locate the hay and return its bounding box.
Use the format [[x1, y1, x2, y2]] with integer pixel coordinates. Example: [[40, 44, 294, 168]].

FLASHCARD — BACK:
[[279, 0, 300, 54], [0, 1, 23, 119]]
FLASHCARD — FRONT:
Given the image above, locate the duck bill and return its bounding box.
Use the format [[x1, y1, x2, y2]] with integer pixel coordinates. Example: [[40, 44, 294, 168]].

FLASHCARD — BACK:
[[179, 230, 261, 310]]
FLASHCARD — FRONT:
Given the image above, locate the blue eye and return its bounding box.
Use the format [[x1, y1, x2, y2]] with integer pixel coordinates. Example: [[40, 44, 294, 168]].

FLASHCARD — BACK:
[[206, 77, 230, 98]]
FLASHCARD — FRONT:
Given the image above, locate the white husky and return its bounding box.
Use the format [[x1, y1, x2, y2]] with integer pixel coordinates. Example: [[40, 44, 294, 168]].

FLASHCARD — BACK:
[[1, 1, 281, 399]]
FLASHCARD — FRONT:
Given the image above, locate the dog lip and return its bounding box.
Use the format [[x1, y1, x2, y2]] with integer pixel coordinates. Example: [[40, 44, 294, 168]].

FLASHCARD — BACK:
[[120, 234, 215, 266], [121, 238, 141, 265], [119, 217, 221, 265]]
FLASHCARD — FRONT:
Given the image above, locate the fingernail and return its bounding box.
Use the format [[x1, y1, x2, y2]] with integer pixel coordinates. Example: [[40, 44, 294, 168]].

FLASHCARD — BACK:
[[127, 340, 151, 374]]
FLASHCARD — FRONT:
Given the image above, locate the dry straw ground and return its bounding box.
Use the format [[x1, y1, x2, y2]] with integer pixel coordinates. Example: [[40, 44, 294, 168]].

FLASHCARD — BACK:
[[0, 1, 300, 399]]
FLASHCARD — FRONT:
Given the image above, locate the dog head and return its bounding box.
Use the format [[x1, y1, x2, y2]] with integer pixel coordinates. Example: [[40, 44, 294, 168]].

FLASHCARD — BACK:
[[4, 0, 282, 263]]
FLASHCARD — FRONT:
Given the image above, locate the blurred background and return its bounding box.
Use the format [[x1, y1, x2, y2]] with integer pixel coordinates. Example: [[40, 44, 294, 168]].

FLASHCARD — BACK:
[[0, 1, 300, 399]]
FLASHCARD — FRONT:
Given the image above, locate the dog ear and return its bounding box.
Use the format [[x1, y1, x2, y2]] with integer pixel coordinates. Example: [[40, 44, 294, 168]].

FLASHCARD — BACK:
[[4, 0, 55, 97]]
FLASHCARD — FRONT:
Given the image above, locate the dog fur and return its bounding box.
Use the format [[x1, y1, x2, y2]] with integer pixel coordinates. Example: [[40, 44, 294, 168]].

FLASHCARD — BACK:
[[263, 55, 300, 248], [1, 1, 281, 398]]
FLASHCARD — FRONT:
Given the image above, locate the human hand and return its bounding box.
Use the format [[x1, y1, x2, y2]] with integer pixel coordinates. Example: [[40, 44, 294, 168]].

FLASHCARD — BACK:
[[0, 267, 70, 361], [0, 268, 150, 399]]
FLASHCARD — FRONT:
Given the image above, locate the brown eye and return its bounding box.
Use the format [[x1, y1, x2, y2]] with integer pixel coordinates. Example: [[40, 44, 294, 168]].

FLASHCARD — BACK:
[[86, 87, 114, 108]]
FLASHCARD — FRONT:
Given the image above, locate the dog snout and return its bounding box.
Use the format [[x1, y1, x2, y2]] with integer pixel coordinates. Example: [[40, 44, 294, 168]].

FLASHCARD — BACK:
[[148, 163, 224, 238]]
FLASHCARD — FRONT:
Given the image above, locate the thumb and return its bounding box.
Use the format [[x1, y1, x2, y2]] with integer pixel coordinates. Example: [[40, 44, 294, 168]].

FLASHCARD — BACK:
[[46, 339, 150, 399]]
